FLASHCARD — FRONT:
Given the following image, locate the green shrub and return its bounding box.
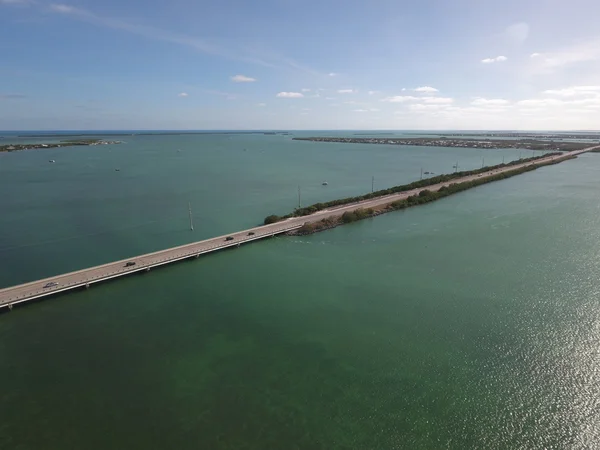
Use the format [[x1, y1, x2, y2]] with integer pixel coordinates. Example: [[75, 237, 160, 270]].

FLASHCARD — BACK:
[[264, 215, 281, 225]]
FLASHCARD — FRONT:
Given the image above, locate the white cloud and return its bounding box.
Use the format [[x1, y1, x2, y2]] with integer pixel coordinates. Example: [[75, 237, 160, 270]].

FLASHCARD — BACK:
[[482, 56, 508, 64], [410, 104, 450, 112], [517, 98, 564, 108], [543, 86, 600, 97], [414, 86, 438, 93], [337, 89, 355, 94], [276, 92, 304, 98], [368, 90, 380, 95], [230, 74, 256, 83], [301, 88, 311, 92], [325, 97, 335, 100], [505, 22, 529, 45], [529, 38, 600, 74], [302, 108, 311, 111], [177, 92, 188, 97], [381, 95, 418, 103], [257, 103, 266, 107], [353, 109, 368, 112], [369, 108, 380, 112], [530, 53, 541, 58], [421, 96, 453, 104], [328, 72, 337, 77], [50, 3, 77, 13], [471, 97, 510, 106]]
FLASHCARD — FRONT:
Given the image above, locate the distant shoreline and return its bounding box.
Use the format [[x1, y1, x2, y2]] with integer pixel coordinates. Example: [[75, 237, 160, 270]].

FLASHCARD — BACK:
[[12, 131, 291, 138], [0, 139, 121, 153], [293, 136, 591, 151]]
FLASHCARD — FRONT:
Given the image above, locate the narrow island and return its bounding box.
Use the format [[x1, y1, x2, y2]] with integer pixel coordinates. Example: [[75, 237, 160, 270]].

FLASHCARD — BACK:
[[263, 152, 579, 236], [293, 136, 590, 151], [0, 139, 121, 153]]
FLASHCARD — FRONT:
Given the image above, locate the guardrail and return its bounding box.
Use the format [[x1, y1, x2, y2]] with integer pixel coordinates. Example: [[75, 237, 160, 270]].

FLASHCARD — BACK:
[[0, 224, 303, 309]]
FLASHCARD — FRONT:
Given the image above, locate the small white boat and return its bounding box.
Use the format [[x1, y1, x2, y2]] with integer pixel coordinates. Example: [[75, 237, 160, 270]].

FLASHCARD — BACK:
[[49, 160, 55, 163], [322, 181, 328, 186]]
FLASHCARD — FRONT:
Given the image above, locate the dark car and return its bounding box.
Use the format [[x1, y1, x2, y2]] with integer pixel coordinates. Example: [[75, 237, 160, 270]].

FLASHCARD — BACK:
[[43, 282, 59, 289], [125, 261, 136, 267], [225, 236, 234, 241], [248, 232, 255, 236]]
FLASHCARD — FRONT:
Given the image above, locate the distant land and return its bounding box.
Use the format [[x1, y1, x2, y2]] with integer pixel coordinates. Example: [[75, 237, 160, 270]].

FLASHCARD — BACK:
[[13, 131, 291, 138], [0, 139, 121, 153], [293, 137, 592, 151]]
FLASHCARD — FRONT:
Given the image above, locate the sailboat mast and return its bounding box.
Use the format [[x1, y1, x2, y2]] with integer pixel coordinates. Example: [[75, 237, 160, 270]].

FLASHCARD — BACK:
[[189, 202, 194, 231]]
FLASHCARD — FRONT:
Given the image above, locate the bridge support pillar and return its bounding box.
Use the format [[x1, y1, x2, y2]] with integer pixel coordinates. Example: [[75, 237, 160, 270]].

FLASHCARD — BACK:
[[146, 268, 151, 272], [195, 254, 200, 259], [85, 283, 90, 289], [8, 304, 13, 311]]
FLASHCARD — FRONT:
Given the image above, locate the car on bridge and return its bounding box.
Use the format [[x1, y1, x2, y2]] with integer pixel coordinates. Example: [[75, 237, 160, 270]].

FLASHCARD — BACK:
[[225, 236, 234, 241], [248, 232, 255, 236], [125, 261, 136, 267], [43, 282, 59, 288]]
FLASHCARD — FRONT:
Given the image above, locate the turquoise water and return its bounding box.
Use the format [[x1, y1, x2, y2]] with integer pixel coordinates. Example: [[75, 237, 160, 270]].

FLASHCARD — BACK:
[[1, 133, 600, 448]]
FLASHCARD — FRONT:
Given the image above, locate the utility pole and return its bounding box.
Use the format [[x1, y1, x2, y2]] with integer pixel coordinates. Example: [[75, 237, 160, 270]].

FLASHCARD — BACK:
[[481, 157, 484, 169], [298, 185, 301, 209], [188, 202, 194, 231], [502, 155, 505, 164], [372, 175, 375, 193], [519, 151, 522, 160], [420, 167, 423, 180], [455, 161, 459, 173]]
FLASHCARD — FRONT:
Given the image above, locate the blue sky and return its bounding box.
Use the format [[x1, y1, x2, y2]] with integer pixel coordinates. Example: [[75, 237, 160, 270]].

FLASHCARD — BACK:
[[1, 0, 600, 130]]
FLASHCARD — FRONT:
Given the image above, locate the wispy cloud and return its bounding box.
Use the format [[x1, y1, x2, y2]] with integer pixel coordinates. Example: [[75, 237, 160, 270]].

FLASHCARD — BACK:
[[337, 89, 355, 94], [481, 56, 508, 64], [276, 92, 304, 98], [0, 93, 27, 99], [46, 4, 315, 73], [414, 86, 438, 93], [528, 38, 600, 73], [177, 92, 188, 97], [328, 72, 337, 77], [381, 95, 418, 103], [301, 88, 311, 92], [257, 103, 266, 107], [230, 74, 256, 83], [543, 86, 600, 97], [471, 97, 510, 106], [504, 22, 529, 45]]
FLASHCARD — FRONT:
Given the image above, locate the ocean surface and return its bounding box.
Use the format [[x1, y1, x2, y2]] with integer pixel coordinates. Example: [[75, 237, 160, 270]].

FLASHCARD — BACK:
[[1, 131, 600, 449]]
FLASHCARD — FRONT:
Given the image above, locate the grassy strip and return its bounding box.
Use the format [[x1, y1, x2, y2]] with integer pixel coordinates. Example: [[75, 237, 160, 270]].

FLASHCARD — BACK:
[[265, 153, 562, 225], [292, 155, 576, 235]]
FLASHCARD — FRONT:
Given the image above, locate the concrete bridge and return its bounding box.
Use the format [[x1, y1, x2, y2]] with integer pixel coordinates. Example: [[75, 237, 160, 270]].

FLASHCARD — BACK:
[[0, 222, 303, 310], [1, 145, 598, 311]]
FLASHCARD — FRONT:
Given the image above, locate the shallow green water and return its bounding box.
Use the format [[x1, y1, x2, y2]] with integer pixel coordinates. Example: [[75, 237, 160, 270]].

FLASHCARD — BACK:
[[1, 134, 600, 449]]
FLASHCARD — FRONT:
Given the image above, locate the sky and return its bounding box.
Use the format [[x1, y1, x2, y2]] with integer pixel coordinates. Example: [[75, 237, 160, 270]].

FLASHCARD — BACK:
[[1, 0, 600, 130]]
